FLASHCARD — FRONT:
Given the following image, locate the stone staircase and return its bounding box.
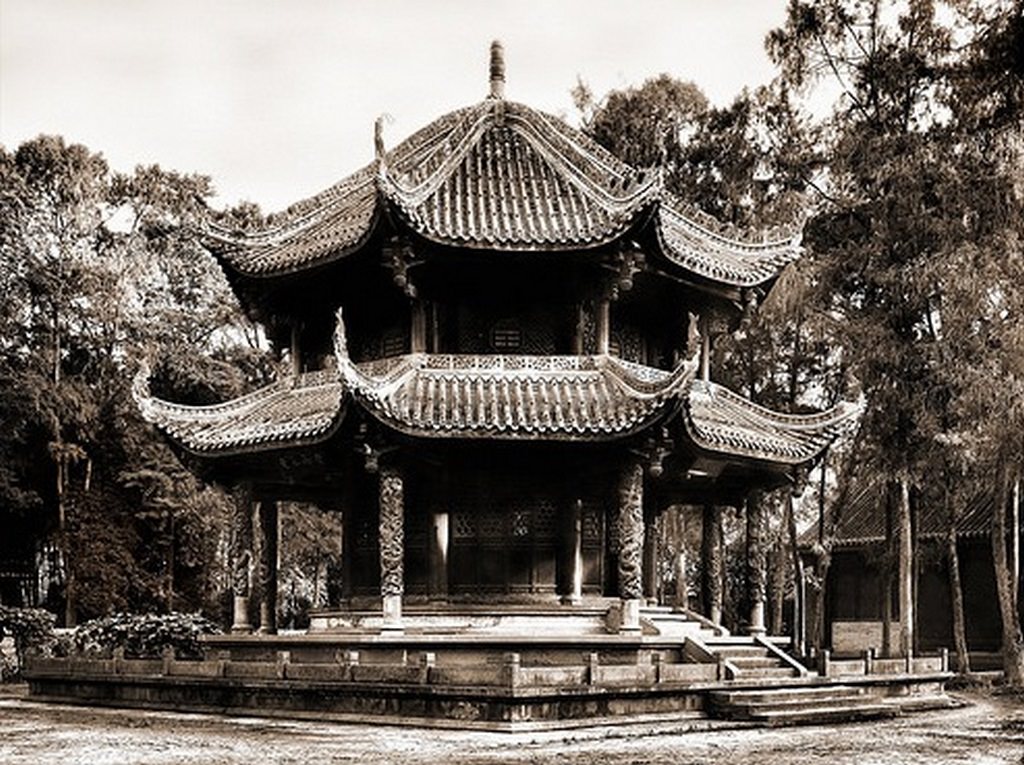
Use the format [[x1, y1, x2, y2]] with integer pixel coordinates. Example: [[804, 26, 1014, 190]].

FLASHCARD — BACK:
[[704, 637, 804, 680], [709, 684, 897, 726]]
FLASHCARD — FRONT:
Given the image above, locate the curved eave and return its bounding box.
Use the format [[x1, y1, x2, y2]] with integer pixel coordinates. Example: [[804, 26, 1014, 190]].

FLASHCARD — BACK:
[[682, 380, 862, 466], [654, 197, 803, 288], [133, 368, 347, 457], [201, 167, 380, 279], [337, 347, 696, 442]]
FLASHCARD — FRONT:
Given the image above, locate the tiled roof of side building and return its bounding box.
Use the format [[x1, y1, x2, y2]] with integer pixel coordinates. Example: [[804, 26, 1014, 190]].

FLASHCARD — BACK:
[[800, 481, 998, 548], [682, 381, 863, 465]]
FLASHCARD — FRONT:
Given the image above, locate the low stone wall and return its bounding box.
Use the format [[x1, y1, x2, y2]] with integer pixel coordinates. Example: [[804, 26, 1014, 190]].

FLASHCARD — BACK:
[[24, 648, 715, 729], [818, 648, 949, 679]]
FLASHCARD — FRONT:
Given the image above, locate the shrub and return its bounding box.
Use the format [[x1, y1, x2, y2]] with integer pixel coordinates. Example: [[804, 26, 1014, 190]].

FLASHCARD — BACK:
[[0, 606, 57, 680], [73, 612, 221, 660]]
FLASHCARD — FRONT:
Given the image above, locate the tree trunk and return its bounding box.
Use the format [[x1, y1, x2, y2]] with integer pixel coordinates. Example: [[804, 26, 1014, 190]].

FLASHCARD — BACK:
[[944, 478, 970, 674], [947, 528, 970, 673], [992, 465, 1024, 686], [898, 475, 914, 657]]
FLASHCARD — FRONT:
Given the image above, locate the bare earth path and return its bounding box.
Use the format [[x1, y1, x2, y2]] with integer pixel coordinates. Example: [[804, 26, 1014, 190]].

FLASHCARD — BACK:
[[0, 688, 1021, 765]]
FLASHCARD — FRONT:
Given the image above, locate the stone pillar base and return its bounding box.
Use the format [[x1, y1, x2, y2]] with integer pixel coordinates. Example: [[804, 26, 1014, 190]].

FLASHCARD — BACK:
[[380, 594, 403, 633], [748, 601, 767, 636], [619, 597, 643, 633], [231, 596, 251, 633]]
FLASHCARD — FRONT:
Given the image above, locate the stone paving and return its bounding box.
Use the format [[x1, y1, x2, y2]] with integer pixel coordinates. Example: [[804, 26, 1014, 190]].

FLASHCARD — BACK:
[[0, 686, 1022, 764]]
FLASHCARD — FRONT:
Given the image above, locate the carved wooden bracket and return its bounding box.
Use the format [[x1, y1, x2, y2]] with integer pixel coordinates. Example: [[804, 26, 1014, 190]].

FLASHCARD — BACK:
[[383, 236, 418, 299]]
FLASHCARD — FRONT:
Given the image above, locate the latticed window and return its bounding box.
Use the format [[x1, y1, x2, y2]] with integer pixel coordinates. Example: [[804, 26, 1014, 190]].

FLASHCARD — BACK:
[[489, 321, 522, 351], [381, 328, 408, 357]]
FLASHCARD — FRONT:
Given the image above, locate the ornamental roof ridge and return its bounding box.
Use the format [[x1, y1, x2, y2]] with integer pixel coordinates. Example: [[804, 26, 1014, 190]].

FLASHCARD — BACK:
[[659, 191, 803, 247]]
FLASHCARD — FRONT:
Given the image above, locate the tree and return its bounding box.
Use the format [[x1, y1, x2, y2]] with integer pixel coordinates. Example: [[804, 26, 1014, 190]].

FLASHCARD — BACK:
[[769, 0, 1024, 676], [0, 135, 269, 623]]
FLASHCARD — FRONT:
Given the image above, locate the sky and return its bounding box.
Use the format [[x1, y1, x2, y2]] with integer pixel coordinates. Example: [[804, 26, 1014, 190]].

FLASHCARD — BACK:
[[1, 0, 793, 211]]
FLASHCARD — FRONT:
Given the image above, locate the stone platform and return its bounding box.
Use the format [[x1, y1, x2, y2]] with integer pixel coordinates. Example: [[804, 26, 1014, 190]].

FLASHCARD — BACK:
[[23, 607, 953, 731]]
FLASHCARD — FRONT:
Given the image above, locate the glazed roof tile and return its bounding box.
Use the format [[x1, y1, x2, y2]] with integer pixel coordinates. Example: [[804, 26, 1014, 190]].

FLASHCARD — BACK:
[[381, 102, 658, 250], [200, 97, 800, 286], [340, 353, 693, 440], [133, 368, 344, 454], [682, 381, 862, 465]]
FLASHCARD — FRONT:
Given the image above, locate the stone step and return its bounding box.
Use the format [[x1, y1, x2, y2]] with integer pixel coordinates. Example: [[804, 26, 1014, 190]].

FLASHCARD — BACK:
[[722, 693, 879, 717], [711, 685, 864, 706], [710, 645, 772, 658], [728, 656, 788, 669], [732, 666, 800, 679], [750, 703, 897, 726]]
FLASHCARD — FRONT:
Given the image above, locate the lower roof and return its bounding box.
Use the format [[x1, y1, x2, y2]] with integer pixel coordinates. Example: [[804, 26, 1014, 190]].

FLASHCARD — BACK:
[[134, 321, 859, 466]]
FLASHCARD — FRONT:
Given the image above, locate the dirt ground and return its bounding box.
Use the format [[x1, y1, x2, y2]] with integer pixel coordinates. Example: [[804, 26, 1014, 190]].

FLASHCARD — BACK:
[[0, 686, 1021, 765]]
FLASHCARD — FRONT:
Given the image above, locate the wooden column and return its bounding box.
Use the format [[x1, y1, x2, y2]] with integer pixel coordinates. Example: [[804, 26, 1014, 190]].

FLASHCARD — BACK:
[[617, 461, 644, 631], [290, 323, 302, 376], [596, 299, 610, 355], [746, 490, 767, 636], [429, 510, 449, 601], [701, 504, 723, 624], [256, 501, 279, 634], [564, 499, 584, 604], [642, 506, 659, 605], [411, 300, 427, 354], [230, 486, 254, 633], [379, 466, 405, 631]]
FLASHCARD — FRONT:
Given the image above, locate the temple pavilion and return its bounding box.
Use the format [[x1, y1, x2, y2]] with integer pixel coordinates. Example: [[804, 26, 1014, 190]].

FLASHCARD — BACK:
[[135, 42, 859, 639]]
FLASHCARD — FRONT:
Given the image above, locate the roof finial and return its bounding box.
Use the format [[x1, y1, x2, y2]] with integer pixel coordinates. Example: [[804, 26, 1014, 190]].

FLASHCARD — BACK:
[[489, 40, 505, 99]]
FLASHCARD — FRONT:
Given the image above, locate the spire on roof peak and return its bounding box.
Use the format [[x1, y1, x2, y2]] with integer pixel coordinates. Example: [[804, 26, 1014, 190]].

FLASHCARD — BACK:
[[489, 40, 505, 100]]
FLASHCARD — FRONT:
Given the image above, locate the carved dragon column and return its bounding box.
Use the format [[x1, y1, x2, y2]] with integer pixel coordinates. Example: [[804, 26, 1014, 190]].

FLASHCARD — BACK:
[[616, 461, 645, 632], [230, 485, 255, 633], [256, 500, 279, 634], [701, 504, 723, 625], [378, 465, 405, 632]]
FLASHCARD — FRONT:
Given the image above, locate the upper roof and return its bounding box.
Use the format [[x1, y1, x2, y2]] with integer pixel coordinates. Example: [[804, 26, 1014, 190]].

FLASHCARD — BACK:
[[202, 45, 801, 288]]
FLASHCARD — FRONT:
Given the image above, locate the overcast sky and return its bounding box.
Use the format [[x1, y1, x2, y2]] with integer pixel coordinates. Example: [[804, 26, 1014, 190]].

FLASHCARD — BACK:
[[1, 1, 792, 211]]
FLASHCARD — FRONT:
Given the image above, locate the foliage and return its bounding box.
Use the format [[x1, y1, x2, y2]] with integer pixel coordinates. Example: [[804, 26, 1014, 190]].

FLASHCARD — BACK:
[[0, 606, 57, 679], [72, 612, 221, 659], [0, 134, 274, 625]]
